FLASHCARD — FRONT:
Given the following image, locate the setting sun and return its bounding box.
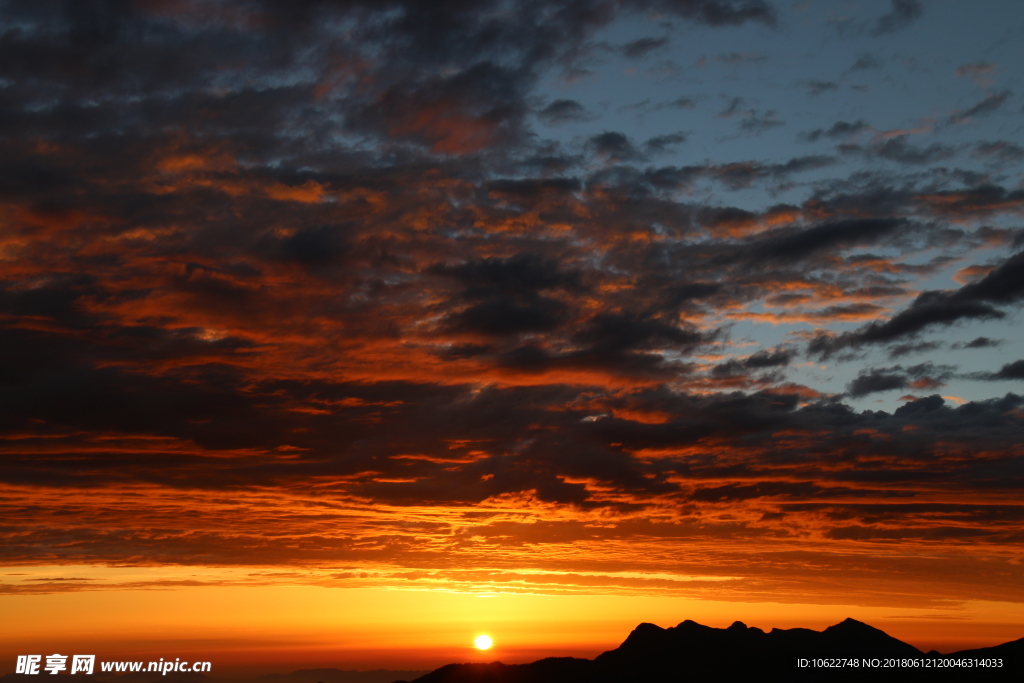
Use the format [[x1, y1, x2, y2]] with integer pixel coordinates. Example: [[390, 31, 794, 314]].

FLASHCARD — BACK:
[[474, 635, 493, 650]]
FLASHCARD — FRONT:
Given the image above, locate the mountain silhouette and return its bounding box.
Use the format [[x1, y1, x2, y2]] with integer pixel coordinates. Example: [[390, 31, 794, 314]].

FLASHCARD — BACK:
[[393, 618, 1022, 682]]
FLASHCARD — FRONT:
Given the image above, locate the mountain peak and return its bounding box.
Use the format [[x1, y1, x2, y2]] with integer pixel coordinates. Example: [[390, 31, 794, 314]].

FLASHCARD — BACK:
[[616, 622, 666, 650], [625, 622, 664, 639], [633, 621, 664, 633], [825, 617, 887, 636], [821, 617, 923, 657]]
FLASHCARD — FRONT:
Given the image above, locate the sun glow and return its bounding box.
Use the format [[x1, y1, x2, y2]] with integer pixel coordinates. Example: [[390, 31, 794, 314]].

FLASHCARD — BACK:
[[474, 634, 493, 650]]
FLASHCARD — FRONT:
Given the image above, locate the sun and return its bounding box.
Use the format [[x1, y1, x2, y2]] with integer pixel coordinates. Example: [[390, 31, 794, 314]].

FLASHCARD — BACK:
[[474, 634, 493, 650]]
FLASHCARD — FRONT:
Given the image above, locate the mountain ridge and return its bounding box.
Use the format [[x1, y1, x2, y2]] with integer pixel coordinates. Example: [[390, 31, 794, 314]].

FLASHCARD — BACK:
[[394, 618, 1023, 682]]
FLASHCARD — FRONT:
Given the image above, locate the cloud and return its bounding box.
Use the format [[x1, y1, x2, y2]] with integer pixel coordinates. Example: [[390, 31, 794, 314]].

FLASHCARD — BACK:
[[953, 337, 1002, 349], [947, 91, 1011, 125], [973, 141, 1024, 164], [982, 360, 1024, 381], [802, 119, 870, 142], [659, 96, 697, 110], [644, 132, 688, 154], [811, 251, 1024, 356], [538, 99, 591, 124], [739, 111, 785, 133], [870, 136, 956, 165], [806, 81, 839, 96], [622, 37, 669, 59], [720, 98, 782, 135], [590, 131, 642, 162], [887, 341, 941, 358], [652, 0, 777, 27], [2, 0, 1024, 610], [872, 0, 924, 35], [691, 155, 832, 190], [849, 54, 882, 71], [847, 363, 952, 398], [848, 370, 909, 397], [719, 99, 785, 134], [711, 348, 793, 377], [343, 61, 530, 154], [752, 218, 905, 263], [743, 348, 794, 367], [955, 62, 997, 87]]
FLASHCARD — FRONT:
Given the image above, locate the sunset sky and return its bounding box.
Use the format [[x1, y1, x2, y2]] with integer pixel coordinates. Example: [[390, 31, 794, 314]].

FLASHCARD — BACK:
[[3, 0, 1024, 673]]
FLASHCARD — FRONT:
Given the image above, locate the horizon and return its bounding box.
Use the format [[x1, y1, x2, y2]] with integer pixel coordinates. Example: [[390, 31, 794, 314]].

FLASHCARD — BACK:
[[2, 0, 1024, 676], [4, 614, 1019, 679]]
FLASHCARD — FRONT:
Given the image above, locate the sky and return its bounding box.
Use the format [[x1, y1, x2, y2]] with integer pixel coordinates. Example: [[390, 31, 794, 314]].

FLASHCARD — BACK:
[[2, 0, 1024, 672]]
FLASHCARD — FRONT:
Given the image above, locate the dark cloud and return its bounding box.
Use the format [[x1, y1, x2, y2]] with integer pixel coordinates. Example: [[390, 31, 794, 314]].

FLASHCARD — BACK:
[[718, 97, 745, 118], [276, 224, 351, 265], [806, 81, 838, 96], [2, 0, 1024, 611], [947, 90, 1011, 126], [435, 254, 580, 295], [871, 136, 955, 165], [863, 294, 1001, 339], [803, 119, 870, 142], [343, 61, 531, 153], [0, 0, 776, 163], [810, 295, 1001, 357], [491, 311, 715, 379], [847, 364, 952, 398], [445, 297, 567, 336], [888, 341, 941, 358], [743, 348, 794, 368], [571, 312, 709, 356], [660, 96, 697, 110], [973, 141, 1024, 164], [590, 131, 641, 162], [957, 249, 1024, 304], [754, 218, 905, 263], [872, 0, 924, 35], [954, 337, 1002, 349], [652, 0, 777, 27], [849, 54, 881, 71], [622, 36, 669, 59], [538, 99, 591, 124], [433, 254, 580, 336], [699, 155, 832, 190], [986, 360, 1024, 381], [711, 348, 792, 377], [644, 132, 688, 154], [689, 480, 827, 502], [811, 251, 1024, 356], [892, 393, 946, 417], [14, 374, 1023, 509], [739, 110, 785, 134]]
